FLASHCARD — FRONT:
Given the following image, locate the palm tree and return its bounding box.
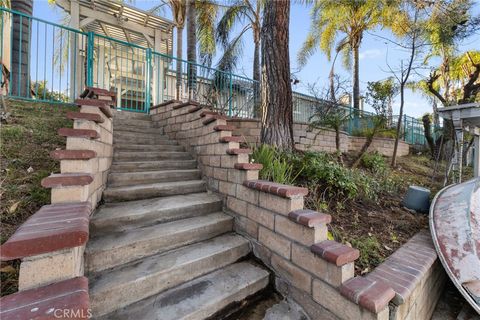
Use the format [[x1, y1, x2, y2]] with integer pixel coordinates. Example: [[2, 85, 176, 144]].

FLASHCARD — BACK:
[[197, 0, 263, 114], [169, 0, 187, 100], [186, 0, 197, 99], [260, 0, 293, 148], [298, 0, 400, 110], [11, 0, 33, 98]]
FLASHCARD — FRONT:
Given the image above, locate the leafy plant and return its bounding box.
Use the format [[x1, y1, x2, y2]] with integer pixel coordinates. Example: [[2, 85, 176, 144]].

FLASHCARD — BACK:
[[361, 152, 387, 175], [251, 144, 303, 185], [350, 236, 384, 271]]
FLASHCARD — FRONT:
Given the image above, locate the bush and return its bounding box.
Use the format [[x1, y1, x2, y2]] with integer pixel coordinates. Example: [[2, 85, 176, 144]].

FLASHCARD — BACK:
[[252, 148, 401, 208], [361, 152, 387, 175], [251, 145, 303, 185]]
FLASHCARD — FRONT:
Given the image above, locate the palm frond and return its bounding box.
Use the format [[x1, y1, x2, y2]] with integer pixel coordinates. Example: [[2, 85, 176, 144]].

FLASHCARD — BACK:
[[216, 26, 249, 73], [216, 2, 249, 48], [196, 0, 219, 66]]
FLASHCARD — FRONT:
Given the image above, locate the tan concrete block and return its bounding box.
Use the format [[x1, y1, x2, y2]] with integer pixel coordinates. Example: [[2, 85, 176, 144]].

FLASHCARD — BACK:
[[271, 254, 312, 293], [213, 168, 228, 181], [252, 241, 272, 266], [275, 215, 327, 246], [291, 243, 354, 287], [235, 215, 258, 239], [312, 279, 389, 320], [227, 196, 248, 216], [258, 226, 291, 259], [227, 169, 259, 184], [51, 185, 90, 203], [60, 158, 99, 174], [259, 192, 304, 215], [247, 204, 275, 229], [219, 180, 236, 196], [19, 245, 85, 290], [236, 185, 259, 205]]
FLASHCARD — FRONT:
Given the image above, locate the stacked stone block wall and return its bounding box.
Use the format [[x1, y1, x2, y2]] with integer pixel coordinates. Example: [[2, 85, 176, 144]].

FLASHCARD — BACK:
[[0, 87, 115, 295], [349, 136, 409, 157], [228, 118, 409, 156], [151, 101, 394, 320]]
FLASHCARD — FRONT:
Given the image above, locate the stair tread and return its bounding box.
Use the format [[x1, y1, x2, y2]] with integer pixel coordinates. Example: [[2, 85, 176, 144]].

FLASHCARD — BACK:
[[109, 169, 200, 177], [100, 261, 269, 320], [111, 160, 196, 166], [104, 180, 205, 193], [92, 193, 222, 230], [87, 212, 230, 255]]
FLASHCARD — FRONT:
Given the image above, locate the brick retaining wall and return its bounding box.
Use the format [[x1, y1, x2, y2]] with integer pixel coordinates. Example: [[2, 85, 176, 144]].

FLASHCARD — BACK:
[[228, 118, 410, 156], [151, 102, 443, 320], [0, 87, 115, 295]]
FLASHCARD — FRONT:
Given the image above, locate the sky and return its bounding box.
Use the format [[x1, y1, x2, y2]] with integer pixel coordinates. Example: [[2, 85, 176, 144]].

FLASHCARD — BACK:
[[32, 0, 480, 118]]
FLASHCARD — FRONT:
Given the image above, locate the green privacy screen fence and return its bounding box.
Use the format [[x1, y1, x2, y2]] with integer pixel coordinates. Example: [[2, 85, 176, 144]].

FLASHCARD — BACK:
[[0, 7, 430, 145]]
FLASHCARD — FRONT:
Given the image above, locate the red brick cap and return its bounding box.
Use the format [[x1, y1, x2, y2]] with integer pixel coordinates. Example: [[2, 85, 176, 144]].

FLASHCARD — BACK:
[[200, 110, 221, 117], [220, 136, 245, 143], [243, 180, 309, 199], [0, 202, 91, 260], [58, 128, 99, 139], [81, 86, 116, 98], [67, 111, 104, 123], [74, 99, 113, 118], [366, 230, 437, 304], [234, 163, 263, 170], [288, 209, 332, 227], [340, 277, 395, 313], [0, 277, 90, 319], [311, 240, 360, 266], [188, 105, 203, 113], [50, 150, 97, 160], [41, 173, 94, 188], [151, 99, 182, 110], [203, 114, 228, 125], [173, 101, 200, 109], [214, 125, 236, 132]]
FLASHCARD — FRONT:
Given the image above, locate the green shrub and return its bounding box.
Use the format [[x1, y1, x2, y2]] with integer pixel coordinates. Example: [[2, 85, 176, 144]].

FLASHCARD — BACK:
[[251, 145, 303, 185], [361, 152, 387, 175], [350, 236, 384, 270]]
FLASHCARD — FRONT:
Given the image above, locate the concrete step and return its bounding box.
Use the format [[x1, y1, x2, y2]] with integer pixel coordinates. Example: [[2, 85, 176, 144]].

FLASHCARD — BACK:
[[114, 126, 163, 135], [113, 130, 164, 139], [91, 193, 223, 234], [86, 212, 233, 273], [113, 118, 153, 128], [113, 151, 192, 161], [114, 112, 151, 121], [110, 160, 197, 172], [103, 180, 206, 202], [113, 143, 183, 152], [112, 135, 174, 145], [108, 169, 202, 187], [90, 234, 250, 317], [99, 261, 269, 320]]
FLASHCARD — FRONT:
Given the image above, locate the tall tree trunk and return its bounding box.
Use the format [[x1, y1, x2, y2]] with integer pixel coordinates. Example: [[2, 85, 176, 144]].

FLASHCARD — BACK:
[[260, 0, 293, 149], [253, 36, 261, 118], [11, 0, 33, 98], [391, 83, 405, 167], [422, 114, 436, 158], [175, 26, 184, 100], [186, 0, 196, 100], [352, 42, 360, 110]]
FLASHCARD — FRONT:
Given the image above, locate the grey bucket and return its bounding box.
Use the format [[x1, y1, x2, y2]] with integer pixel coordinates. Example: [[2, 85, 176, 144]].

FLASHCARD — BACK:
[[403, 185, 431, 213]]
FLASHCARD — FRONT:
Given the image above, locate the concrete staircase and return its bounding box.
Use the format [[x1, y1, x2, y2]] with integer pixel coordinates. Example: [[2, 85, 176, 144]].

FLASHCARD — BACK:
[[87, 111, 269, 319]]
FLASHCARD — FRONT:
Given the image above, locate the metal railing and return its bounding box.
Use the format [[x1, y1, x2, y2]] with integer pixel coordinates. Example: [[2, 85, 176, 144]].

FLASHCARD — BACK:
[[0, 7, 431, 145]]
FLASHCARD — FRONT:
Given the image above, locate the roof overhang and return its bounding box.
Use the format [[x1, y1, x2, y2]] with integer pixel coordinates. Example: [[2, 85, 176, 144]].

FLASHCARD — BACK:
[[438, 103, 480, 134], [56, 0, 174, 54]]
